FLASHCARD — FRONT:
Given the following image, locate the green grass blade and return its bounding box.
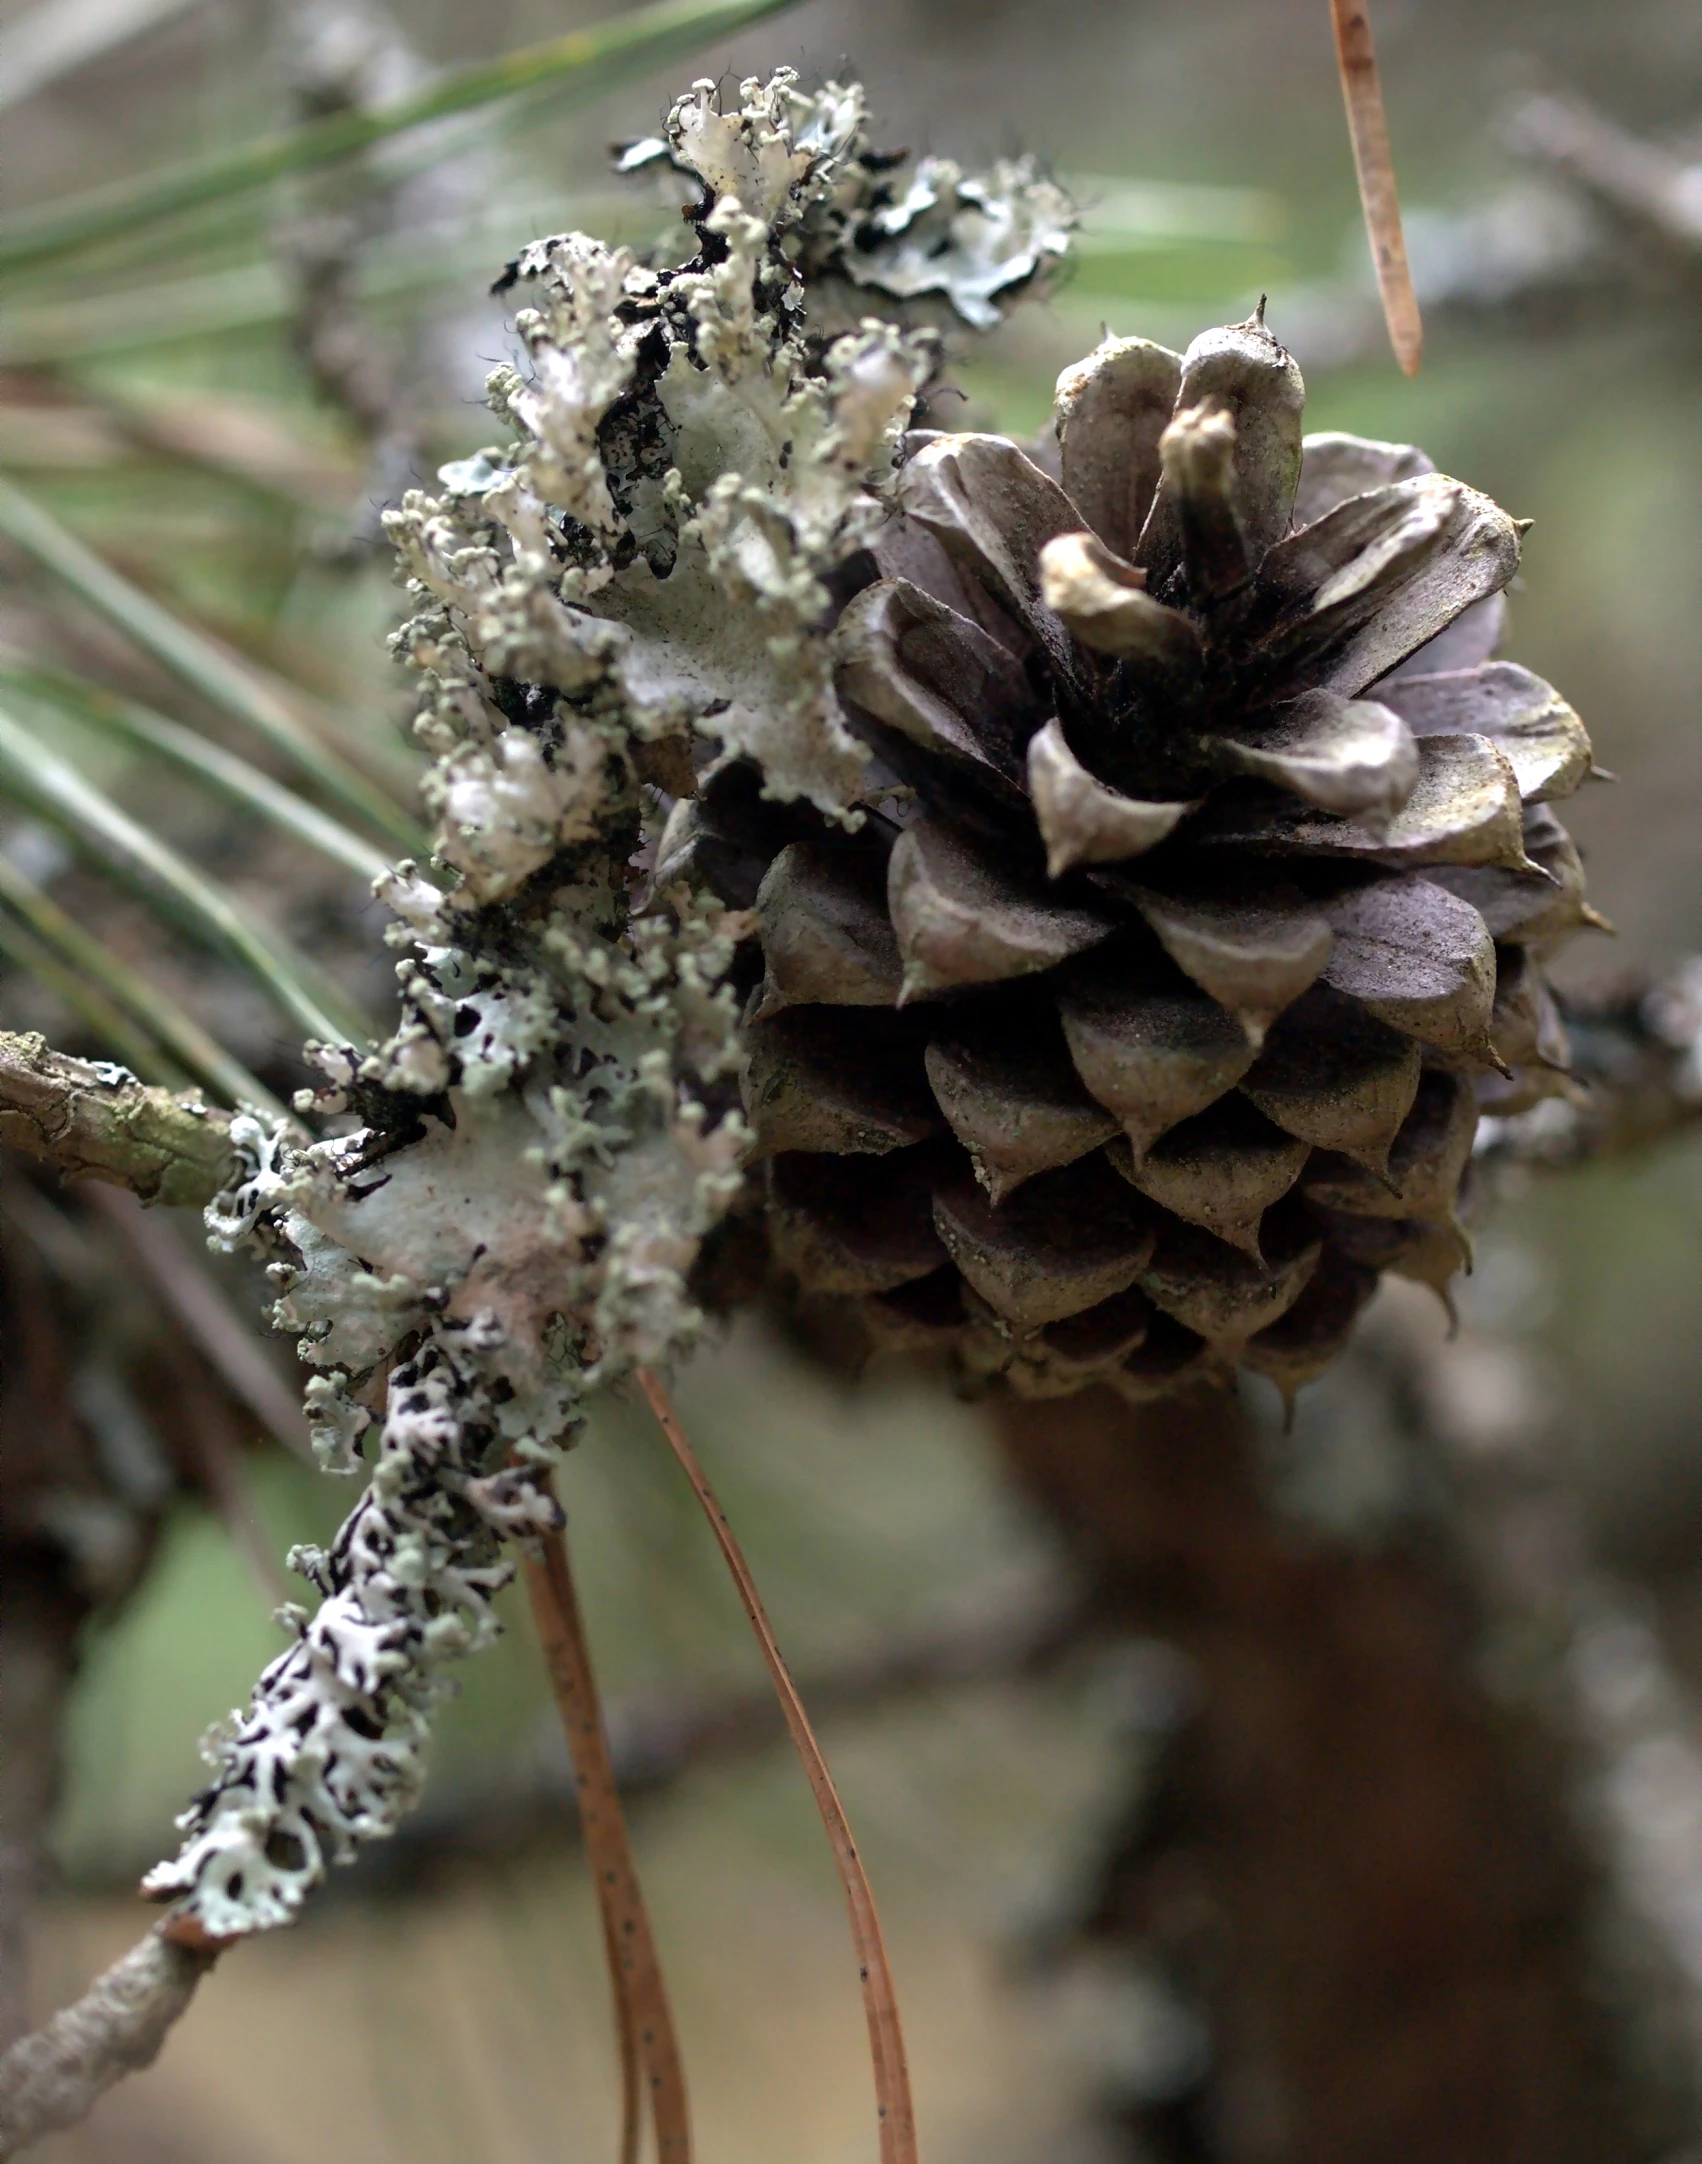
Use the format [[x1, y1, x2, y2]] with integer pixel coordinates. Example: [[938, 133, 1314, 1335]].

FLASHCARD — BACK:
[[0, 700, 372, 1050], [0, 656, 391, 887], [0, 849, 281, 1112], [0, 904, 186, 1090], [0, 0, 800, 276], [4, 264, 286, 366], [1070, 175, 1288, 248], [1, 188, 646, 365], [0, 476, 424, 853]]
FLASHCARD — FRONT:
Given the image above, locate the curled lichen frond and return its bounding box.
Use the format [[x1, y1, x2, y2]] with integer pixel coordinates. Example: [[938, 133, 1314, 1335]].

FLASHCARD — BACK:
[[620, 70, 1076, 334], [394, 122, 948, 823]]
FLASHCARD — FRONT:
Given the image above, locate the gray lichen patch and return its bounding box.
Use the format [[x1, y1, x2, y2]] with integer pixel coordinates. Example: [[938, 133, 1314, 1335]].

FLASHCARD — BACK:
[[144, 69, 1067, 1941]]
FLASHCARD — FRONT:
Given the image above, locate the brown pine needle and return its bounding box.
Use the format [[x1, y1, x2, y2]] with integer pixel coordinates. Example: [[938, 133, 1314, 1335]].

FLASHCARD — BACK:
[[1329, 0, 1423, 375], [635, 1365, 920, 2164], [525, 1528, 692, 2164]]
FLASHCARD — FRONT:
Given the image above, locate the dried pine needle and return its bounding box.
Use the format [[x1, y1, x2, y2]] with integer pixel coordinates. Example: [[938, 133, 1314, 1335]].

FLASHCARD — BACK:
[[636, 1366, 919, 2164], [1329, 0, 1423, 375], [525, 1528, 691, 2164]]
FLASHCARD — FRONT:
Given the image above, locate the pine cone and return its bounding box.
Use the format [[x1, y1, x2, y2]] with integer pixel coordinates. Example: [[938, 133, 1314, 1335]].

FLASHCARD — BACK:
[[668, 310, 1602, 1406]]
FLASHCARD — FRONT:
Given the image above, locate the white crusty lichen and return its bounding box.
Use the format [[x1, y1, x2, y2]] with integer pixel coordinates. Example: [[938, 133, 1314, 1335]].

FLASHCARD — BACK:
[[143, 846, 754, 1934], [143, 71, 1072, 1940]]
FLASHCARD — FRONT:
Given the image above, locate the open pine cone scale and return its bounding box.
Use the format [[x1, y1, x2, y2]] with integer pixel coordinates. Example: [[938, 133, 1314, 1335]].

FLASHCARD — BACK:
[[670, 310, 1600, 1405]]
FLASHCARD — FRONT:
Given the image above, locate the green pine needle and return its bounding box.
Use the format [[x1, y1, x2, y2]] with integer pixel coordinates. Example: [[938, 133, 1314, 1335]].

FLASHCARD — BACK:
[[0, 905, 187, 1092], [1, 657, 392, 888], [0, 845, 287, 1114], [0, 476, 425, 855], [0, 0, 800, 277], [0, 699, 372, 1052]]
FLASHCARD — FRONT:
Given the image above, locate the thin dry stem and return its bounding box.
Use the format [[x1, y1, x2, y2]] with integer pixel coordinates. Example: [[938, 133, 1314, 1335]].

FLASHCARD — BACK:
[[1330, 0, 1423, 374], [525, 1529, 690, 2164], [0, 1929, 220, 2159], [635, 1366, 919, 2164]]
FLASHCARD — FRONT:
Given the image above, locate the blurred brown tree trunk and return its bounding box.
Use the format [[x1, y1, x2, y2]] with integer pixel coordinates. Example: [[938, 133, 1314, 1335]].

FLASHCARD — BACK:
[[993, 1383, 1661, 2164]]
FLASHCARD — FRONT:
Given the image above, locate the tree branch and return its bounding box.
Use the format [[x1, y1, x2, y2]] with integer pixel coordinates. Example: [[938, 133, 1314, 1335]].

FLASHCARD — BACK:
[[1481, 962, 1702, 1172], [992, 1378, 1695, 2158], [0, 1928, 220, 2160], [0, 1031, 237, 1207], [1504, 90, 1702, 257]]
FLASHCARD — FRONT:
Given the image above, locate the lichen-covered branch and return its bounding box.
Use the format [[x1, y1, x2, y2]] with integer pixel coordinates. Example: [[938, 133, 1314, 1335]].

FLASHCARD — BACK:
[[0, 76, 1080, 2007], [141, 71, 1070, 1946], [0, 1031, 237, 1207], [1479, 960, 1702, 1172], [0, 1929, 218, 2161]]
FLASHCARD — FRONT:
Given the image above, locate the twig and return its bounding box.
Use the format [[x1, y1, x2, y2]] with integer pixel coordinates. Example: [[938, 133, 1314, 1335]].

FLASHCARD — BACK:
[[1506, 89, 1702, 254], [0, 1928, 220, 2160], [635, 1366, 919, 2164], [0, 1030, 239, 1206], [525, 1528, 690, 2164], [1479, 960, 1702, 1173], [1329, 0, 1423, 374]]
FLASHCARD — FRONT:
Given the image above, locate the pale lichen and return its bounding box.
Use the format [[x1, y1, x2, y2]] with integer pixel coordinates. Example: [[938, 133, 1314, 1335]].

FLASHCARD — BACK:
[[145, 69, 1067, 1939], [619, 70, 1076, 335]]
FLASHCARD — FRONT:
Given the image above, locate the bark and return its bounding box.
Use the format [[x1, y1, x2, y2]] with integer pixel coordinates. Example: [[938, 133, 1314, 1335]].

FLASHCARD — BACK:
[[0, 1931, 218, 2159], [992, 1381, 1680, 2164], [0, 1032, 235, 1207]]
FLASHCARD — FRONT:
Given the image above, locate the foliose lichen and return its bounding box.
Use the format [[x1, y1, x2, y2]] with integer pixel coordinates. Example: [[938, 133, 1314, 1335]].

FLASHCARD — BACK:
[[143, 70, 1072, 1938]]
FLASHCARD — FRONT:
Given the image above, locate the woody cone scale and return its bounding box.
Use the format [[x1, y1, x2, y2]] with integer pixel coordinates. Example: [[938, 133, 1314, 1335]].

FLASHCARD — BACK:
[[666, 310, 1601, 1405]]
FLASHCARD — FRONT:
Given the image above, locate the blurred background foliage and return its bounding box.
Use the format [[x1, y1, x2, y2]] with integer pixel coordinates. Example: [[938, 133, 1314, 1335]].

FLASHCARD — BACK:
[[3, 0, 1701, 2156]]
